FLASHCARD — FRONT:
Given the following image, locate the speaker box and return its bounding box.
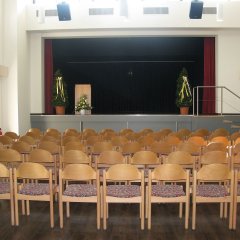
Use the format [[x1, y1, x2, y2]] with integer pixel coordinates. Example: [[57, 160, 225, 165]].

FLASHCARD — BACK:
[[189, 1, 203, 19], [57, 3, 71, 21]]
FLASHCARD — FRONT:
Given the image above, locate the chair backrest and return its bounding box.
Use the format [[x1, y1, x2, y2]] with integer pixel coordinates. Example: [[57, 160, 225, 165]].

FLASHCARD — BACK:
[[0, 135, 13, 146], [61, 163, 97, 181], [62, 136, 80, 146], [105, 164, 142, 181], [86, 136, 101, 146], [0, 149, 22, 167], [4, 132, 19, 140], [200, 150, 228, 166], [11, 141, 32, 153], [111, 136, 128, 147], [165, 150, 194, 165], [92, 141, 113, 153], [138, 135, 155, 148], [177, 128, 191, 139], [63, 128, 79, 136], [164, 135, 181, 146], [98, 150, 125, 165], [64, 141, 85, 152], [119, 128, 134, 136], [61, 150, 90, 166], [176, 142, 201, 155], [122, 142, 142, 155], [210, 136, 230, 147], [28, 128, 42, 136], [151, 163, 188, 181], [187, 136, 207, 147], [130, 150, 159, 165], [0, 162, 11, 178], [138, 128, 153, 136], [149, 141, 173, 155], [19, 135, 36, 146], [15, 162, 50, 179], [29, 149, 54, 163], [203, 142, 227, 153], [38, 141, 60, 155], [196, 163, 231, 181]]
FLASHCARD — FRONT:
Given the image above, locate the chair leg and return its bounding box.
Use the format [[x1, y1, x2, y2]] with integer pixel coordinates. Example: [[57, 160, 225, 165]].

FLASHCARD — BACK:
[[26, 200, 30, 216], [66, 202, 70, 218], [21, 200, 26, 215], [192, 201, 196, 230], [185, 201, 189, 229], [229, 201, 233, 229], [97, 201, 100, 230], [220, 203, 224, 218], [179, 202, 183, 218], [141, 202, 144, 230], [147, 198, 151, 230], [10, 196, 15, 226], [224, 202, 228, 219], [59, 197, 63, 228], [15, 198, 19, 226], [103, 201, 107, 230], [50, 197, 54, 228]]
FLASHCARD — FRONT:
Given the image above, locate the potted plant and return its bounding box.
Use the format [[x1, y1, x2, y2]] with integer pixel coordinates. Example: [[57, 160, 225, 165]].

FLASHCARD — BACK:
[[52, 69, 69, 115], [75, 94, 92, 115], [176, 68, 192, 115]]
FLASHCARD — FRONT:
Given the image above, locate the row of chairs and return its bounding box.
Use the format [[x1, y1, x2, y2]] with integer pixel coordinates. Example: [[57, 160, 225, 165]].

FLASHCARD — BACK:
[[1, 161, 240, 230]]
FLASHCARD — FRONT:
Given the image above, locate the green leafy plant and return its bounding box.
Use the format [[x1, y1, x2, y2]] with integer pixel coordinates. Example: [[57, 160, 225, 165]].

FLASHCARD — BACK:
[[75, 95, 92, 112], [52, 69, 69, 107], [176, 68, 193, 108]]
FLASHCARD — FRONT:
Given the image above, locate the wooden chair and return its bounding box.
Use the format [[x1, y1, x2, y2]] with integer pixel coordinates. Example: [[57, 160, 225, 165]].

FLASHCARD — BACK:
[[164, 135, 181, 149], [63, 141, 85, 154], [111, 136, 128, 151], [11, 141, 32, 162], [60, 150, 90, 169], [0, 163, 14, 225], [27, 128, 42, 137], [63, 128, 79, 137], [95, 150, 125, 172], [147, 164, 190, 229], [164, 150, 196, 173], [149, 141, 173, 163], [192, 163, 234, 230], [199, 150, 230, 169], [138, 135, 155, 150], [119, 128, 134, 136], [187, 136, 207, 147], [0, 149, 22, 168], [4, 131, 19, 141], [103, 164, 145, 230], [14, 162, 55, 228], [0, 135, 13, 148], [62, 136, 80, 146], [121, 141, 142, 162], [138, 128, 153, 136], [19, 135, 37, 148], [58, 164, 100, 229], [28, 149, 57, 188], [177, 128, 191, 140], [130, 150, 159, 180], [233, 170, 240, 229], [202, 142, 227, 154], [210, 136, 231, 148]]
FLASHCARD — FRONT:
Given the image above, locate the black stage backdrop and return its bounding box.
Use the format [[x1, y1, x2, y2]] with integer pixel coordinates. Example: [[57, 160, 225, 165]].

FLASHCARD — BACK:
[[52, 37, 203, 114]]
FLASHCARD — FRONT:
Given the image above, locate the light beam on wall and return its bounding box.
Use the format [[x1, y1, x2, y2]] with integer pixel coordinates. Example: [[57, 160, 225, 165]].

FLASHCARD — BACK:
[[216, 3, 223, 22], [120, 0, 128, 18]]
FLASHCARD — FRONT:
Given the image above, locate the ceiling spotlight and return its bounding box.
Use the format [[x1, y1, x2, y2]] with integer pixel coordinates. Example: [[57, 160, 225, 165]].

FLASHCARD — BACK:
[[57, 2, 71, 21], [189, 0, 203, 19]]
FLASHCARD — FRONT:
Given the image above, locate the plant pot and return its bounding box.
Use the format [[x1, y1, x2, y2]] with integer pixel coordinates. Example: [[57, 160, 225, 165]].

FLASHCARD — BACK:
[[55, 106, 65, 115], [180, 107, 189, 115]]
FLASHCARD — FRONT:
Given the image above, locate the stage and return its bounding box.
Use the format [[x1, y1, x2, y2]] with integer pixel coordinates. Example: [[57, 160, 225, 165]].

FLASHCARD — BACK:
[[30, 114, 240, 133]]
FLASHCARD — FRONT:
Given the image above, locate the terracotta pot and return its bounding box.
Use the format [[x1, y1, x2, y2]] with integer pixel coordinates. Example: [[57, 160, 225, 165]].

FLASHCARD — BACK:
[[180, 107, 189, 115], [55, 106, 65, 115]]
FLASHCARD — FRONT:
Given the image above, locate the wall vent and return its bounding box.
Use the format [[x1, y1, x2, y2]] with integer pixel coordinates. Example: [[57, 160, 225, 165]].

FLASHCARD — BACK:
[[89, 8, 114, 16], [143, 7, 169, 15], [203, 7, 217, 15]]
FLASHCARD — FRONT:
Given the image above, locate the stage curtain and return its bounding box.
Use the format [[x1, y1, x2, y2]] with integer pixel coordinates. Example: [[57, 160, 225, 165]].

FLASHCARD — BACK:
[[202, 37, 215, 114], [44, 39, 53, 114]]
